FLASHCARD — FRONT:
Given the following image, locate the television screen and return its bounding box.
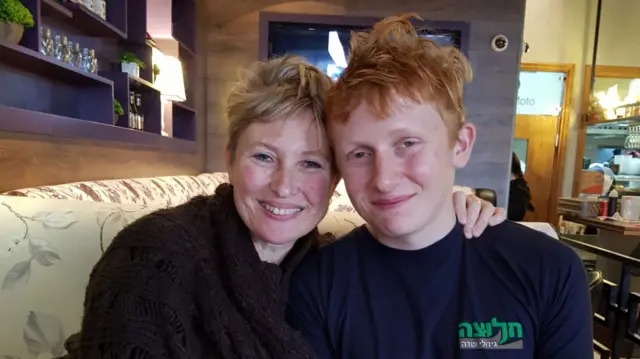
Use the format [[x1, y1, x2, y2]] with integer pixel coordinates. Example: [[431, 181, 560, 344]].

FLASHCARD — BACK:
[[267, 21, 462, 80]]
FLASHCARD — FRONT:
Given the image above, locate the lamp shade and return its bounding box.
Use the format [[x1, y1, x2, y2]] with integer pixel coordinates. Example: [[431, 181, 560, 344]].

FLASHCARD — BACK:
[[155, 55, 186, 102]]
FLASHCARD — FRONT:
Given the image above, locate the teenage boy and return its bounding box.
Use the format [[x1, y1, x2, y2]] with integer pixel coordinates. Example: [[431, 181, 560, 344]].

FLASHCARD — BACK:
[[286, 14, 593, 358]]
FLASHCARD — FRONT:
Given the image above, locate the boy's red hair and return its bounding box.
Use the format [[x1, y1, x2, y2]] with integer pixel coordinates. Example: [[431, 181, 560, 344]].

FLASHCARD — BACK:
[[326, 13, 473, 139]]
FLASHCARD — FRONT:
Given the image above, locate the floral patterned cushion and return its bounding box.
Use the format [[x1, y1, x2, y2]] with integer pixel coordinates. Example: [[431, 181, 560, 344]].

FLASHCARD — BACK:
[[1, 173, 230, 207], [0, 195, 364, 359]]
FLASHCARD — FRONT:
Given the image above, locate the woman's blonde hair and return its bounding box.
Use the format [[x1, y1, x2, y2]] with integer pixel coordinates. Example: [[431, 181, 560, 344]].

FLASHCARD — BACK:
[[226, 55, 333, 160]]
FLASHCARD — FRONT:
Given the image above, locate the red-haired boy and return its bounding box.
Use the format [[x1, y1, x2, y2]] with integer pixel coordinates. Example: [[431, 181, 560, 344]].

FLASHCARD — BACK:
[[287, 13, 592, 358]]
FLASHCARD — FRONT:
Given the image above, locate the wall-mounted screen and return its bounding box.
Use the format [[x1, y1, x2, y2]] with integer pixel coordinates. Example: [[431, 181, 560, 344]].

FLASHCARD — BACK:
[[267, 21, 463, 80]]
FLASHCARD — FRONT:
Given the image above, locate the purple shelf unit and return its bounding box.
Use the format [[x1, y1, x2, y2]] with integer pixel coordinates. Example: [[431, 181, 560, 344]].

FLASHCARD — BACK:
[[21, 0, 127, 53], [172, 102, 196, 141], [0, 105, 196, 152], [100, 71, 162, 135], [172, 0, 195, 56], [0, 0, 198, 152], [41, 0, 73, 21], [0, 40, 113, 124], [62, 2, 127, 39], [171, 29, 196, 142], [125, 0, 153, 84]]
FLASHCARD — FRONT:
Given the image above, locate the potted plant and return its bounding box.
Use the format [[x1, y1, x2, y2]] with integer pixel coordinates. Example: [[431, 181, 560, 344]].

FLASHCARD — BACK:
[[152, 63, 160, 83], [0, 0, 35, 44], [113, 99, 124, 124], [119, 52, 146, 78]]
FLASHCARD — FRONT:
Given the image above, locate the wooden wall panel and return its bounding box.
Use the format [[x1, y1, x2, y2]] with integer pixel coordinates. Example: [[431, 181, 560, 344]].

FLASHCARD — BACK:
[[0, 134, 202, 192], [203, 0, 526, 206]]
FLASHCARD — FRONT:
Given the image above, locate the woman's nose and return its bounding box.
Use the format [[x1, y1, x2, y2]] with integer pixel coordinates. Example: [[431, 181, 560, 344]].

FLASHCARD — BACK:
[[270, 168, 298, 198]]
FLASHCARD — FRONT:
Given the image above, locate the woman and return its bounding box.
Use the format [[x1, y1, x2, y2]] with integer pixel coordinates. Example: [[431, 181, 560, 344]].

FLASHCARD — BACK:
[[508, 152, 534, 221], [66, 55, 505, 358]]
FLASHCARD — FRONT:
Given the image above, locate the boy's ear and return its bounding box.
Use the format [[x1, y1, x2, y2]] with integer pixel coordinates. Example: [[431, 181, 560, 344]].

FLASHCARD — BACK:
[[452, 123, 476, 169]]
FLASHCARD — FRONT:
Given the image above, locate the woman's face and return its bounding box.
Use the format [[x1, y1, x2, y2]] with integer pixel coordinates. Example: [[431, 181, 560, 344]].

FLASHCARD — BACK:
[[226, 110, 335, 245]]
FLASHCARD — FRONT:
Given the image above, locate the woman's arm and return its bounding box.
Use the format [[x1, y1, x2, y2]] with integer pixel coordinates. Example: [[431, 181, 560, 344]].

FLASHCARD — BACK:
[[77, 218, 191, 358]]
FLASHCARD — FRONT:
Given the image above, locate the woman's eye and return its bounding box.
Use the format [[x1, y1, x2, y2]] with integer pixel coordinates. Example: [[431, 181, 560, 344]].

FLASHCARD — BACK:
[[402, 140, 417, 148], [353, 152, 367, 159], [303, 161, 322, 169], [253, 153, 272, 162]]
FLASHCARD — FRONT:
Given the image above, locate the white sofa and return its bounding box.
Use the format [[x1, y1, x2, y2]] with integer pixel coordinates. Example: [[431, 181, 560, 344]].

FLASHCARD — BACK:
[[0, 173, 555, 358], [0, 173, 368, 358]]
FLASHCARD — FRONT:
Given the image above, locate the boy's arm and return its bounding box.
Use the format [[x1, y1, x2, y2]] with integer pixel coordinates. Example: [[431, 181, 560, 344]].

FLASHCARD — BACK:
[[286, 257, 334, 359], [536, 250, 593, 358]]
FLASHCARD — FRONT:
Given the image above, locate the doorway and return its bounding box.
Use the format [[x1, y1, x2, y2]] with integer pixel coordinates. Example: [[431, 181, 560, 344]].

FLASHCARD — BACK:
[[515, 63, 574, 224], [513, 115, 558, 222]]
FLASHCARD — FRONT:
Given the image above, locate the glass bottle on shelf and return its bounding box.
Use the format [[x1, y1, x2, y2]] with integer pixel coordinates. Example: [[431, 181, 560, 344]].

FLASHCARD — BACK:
[[61, 36, 72, 64], [53, 35, 63, 61], [135, 94, 144, 131], [81, 48, 91, 72], [88, 49, 98, 74], [72, 43, 82, 68], [67, 41, 75, 64], [129, 91, 138, 129], [40, 27, 53, 57]]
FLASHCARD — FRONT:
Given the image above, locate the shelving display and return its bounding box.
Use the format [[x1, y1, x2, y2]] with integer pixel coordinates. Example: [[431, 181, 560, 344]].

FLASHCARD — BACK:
[[0, 0, 197, 153], [586, 77, 640, 123], [580, 70, 640, 190]]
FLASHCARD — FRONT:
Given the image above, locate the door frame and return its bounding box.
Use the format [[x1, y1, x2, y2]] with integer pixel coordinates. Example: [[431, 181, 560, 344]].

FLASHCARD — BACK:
[[519, 63, 575, 224]]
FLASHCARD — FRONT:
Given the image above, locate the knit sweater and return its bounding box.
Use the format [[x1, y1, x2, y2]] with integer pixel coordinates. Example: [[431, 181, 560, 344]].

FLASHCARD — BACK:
[[65, 184, 319, 359]]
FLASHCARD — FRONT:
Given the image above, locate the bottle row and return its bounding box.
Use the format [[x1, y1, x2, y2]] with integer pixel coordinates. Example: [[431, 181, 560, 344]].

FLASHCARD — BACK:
[[68, 0, 107, 20], [40, 26, 98, 74], [128, 91, 145, 131]]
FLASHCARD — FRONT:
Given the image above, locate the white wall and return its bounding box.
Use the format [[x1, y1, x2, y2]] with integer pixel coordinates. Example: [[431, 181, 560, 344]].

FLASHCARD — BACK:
[[521, 0, 640, 196]]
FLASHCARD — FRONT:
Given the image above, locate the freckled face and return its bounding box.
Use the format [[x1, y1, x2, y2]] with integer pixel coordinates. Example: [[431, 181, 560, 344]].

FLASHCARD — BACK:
[[226, 110, 335, 245], [329, 97, 474, 242]]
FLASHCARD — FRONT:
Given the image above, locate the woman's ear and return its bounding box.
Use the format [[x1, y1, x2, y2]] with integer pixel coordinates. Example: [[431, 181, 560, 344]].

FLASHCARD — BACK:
[[225, 146, 233, 184]]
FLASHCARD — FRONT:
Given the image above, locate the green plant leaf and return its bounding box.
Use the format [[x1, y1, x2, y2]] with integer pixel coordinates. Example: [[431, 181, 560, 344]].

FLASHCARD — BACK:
[[113, 99, 124, 116], [119, 52, 146, 69], [0, 0, 35, 28]]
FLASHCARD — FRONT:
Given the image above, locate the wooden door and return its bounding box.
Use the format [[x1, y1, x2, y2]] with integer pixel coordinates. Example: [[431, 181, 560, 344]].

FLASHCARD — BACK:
[[513, 115, 558, 223]]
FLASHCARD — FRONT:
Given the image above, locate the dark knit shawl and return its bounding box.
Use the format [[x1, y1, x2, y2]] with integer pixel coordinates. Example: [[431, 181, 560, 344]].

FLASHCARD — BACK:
[[64, 183, 319, 359]]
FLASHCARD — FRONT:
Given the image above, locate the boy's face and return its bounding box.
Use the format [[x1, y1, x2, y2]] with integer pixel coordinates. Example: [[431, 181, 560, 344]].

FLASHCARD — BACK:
[[329, 96, 476, 242]]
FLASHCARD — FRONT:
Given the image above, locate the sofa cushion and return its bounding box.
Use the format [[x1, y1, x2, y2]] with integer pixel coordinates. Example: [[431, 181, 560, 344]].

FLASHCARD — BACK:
[[2, 173, 230, 206], [0, 196, 171, 358], [0, 195, 363, 359]]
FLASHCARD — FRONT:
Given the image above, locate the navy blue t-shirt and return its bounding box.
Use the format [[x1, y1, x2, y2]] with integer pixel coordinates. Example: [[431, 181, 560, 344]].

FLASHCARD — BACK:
[[286, 221, 593, 359]]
